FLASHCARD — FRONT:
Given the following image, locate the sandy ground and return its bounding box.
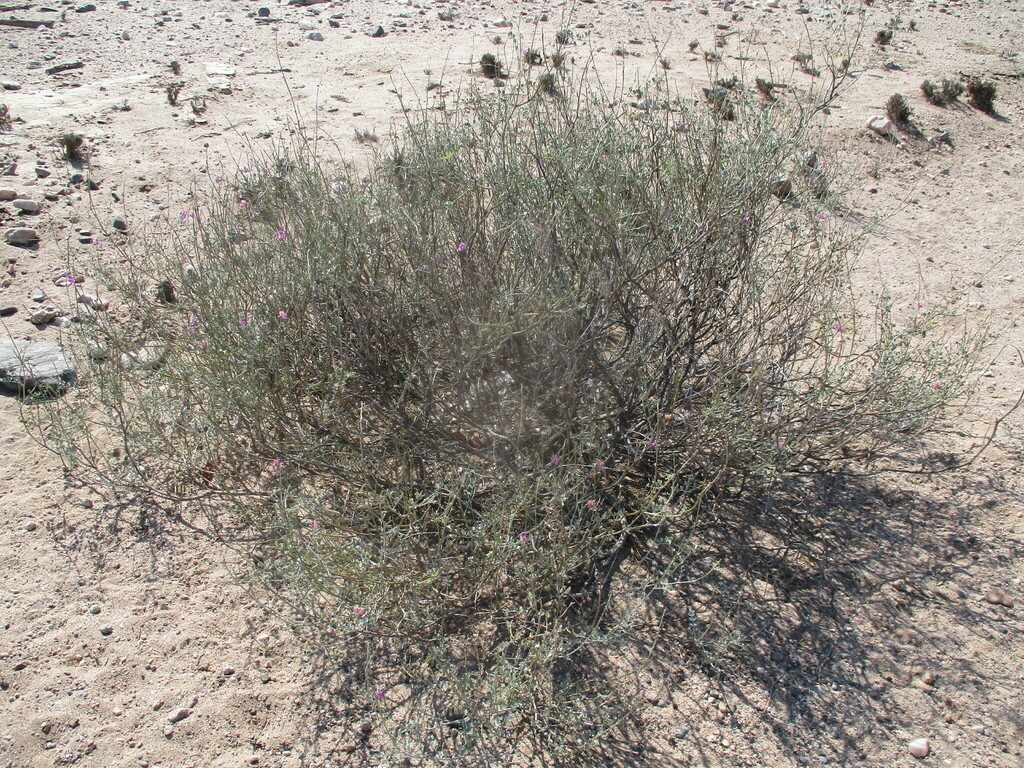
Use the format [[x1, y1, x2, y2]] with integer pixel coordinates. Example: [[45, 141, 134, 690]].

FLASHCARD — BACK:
[[1, 0, 1022, 765]]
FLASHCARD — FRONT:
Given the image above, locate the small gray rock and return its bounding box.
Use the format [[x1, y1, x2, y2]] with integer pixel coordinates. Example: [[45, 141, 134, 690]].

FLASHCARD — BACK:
[[0, 305, 16, 317], [112, 216, 127, 232], [908, 737, 930, 758], [370, 25, 387, 37], [0, 339, 76, 394], [30, 288, 46, 303], [307, 31, 324, 41], [70, 173, 85, 184], [12, 199, 39, 213], [34, 168, 50, 179], [258, 7, 271, 17], [0, 81, 21, 91], [98, 624, 113, 636], [4, 227, 39, 245], [0, 189, 16, 200]]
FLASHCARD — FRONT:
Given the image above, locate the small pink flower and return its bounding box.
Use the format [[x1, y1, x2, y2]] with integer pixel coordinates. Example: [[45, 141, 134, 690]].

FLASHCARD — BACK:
[[595, 460, 606, 468], [353, 606, 366, 616], [180, 210, 189, 220], [648, 441, 657, 448], [375, 690, 385, 698], [239, 200, 247, 209], [278, 310, 289, 319], [519, 531, 530, 542], [586, 499, 597, 508], [585, 378, 595, 388], [457, 241, 467, 252], [277, 229, 286, 240], [270, 458, 282, 467], [309, 520, 321, 529], [239, 317, 248, 327], [597, 220, 605, 228], [242, 166, 250, 174], [932, 381, 943, 389], [550, 455, 561, 466], [917, 303, 924, 309], [834, 322, 843, 332]]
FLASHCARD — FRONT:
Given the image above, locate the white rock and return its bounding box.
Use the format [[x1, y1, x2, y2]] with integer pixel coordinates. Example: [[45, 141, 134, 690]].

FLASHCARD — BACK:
[[1, 80, 21, 91], [204, 62, 236, 77], [0, 189, 16, 200], [28, 305, 59, 325], [167, 707, 191, 723], [12, 199, 39, 213], [299, 20, 315, 30], [492, 17, 512, 27], [866, 116, 893, 137], [908, 738, 930, 758]]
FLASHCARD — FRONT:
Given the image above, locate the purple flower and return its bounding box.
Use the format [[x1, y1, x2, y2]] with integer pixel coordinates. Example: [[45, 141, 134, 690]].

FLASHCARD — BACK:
[[239, 317, 248, 327], [278, 310, 289, 319], [834, 322, 843, 332], [742, 217, 750, 225], [375, 690, 385, 699], [550, 455, 561, 466], [309, 520, 321, 529], [277, 229, 286, 240], [932, 381, 944, 389], [239, 200, 247, 209], [457, 241, 467, 252], [519, 531, 530, 542], [180, 210, 189, 220], [585, 378, 595, 388]]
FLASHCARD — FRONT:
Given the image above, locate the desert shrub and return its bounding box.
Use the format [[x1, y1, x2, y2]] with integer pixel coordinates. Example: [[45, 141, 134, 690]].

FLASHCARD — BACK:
[[166, 81, 183, 106], [555, 29, 572, 45], [942, 78, 964, 102], [874, 28, 893, 46], [921, 79, 944, 106], [479, 52, 502, 78], [523, 47, 542, 65], [885, 92, 912, 124], [965, 76, 997, 114], [42, 76, 982, 759], [57, 132, 85, 161], [0, 103, 10, 129]]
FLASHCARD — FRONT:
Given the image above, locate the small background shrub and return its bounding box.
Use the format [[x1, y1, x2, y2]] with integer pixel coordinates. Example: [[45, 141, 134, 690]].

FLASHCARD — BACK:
[[885, 92, 912, 124], [58, 132, 85, 161], [965, 76, 997, 114]]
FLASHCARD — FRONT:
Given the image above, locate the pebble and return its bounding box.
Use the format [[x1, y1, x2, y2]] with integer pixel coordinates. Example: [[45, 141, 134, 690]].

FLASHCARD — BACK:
[[0, 189, 16, 200], [908, 737, 930, 758], [88, 604, 101, 614], [163, 724, 175, 738], [307, 31, 324, 41], [29, 288, 45, 302], [70, 173, 85, 184], [112, 216, 127, 232], [370, 25, 387, 37], [25, 521, 37, 531], [77, 293, 110, 311], [167, 707, 191, 724], [258, 7, 271, 17], [99, 624, 113, 636], [985, 587, 1013, 607], [222, 666, 235, 676], [34, 168, 50, 179], [1, 81, 21, 91], [4, 227, 40, 245], [12, 199, 40, 213], [0, 305, 16, 317]]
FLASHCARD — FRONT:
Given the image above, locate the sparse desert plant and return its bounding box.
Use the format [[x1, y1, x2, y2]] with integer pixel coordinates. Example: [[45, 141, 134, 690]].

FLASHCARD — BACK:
[[942, 78, 964, 102], [169, 59, 181, 75], [479, 52, 503, 78], [689, 39, 700, 52], [58, 132, 85, 161], [190, 96, 207, 115], [660, 56, 671, 70], [756, 77, 777, 101], [0, 103, 10, 129], [885, 92, 912, 124], [536, 71, 558, 95], [437, 9, 455, 21], [555, 28, 572, 45], [874, 28, 893, 46], [42, 75, 984, 760], [965, 76, 997, 114], [354, 127, 379, 144], [550, 50, 567, 68], [921, 79, 944, 105], [166, 82, 183, 106], [523, 47, 542, 65]]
